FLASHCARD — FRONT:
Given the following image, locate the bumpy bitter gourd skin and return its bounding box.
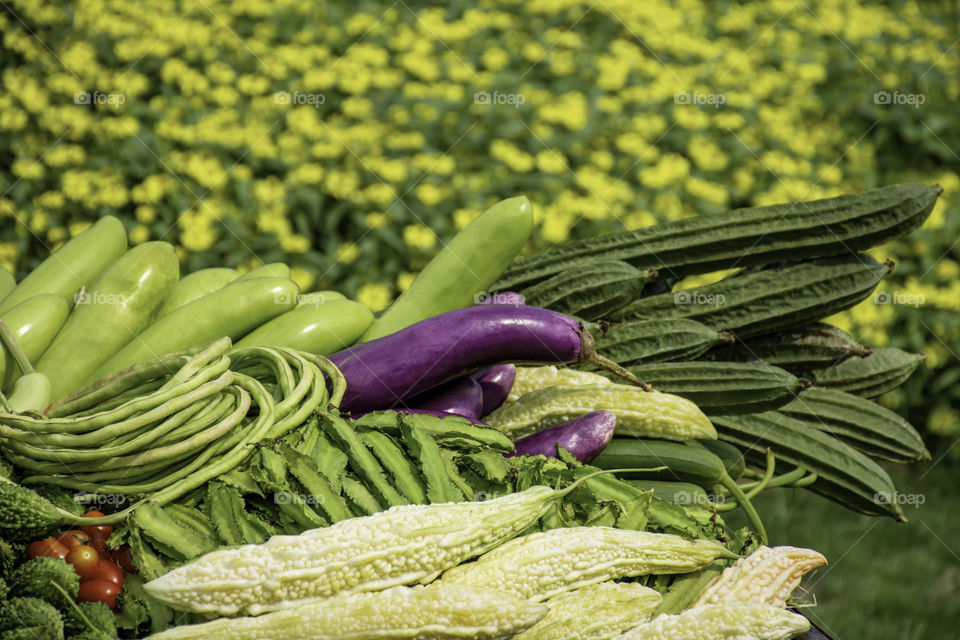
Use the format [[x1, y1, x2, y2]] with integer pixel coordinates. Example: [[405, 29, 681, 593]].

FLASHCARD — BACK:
[[440, 526, 733, 601], [145, 584, 548, 640], [616, 602, 810, 640], [509, 366, 611, 401], [691, 545, 826, 608], [144, 485, 569, 615], [513, 581, 662, 640], [487, 384, 717, 441]]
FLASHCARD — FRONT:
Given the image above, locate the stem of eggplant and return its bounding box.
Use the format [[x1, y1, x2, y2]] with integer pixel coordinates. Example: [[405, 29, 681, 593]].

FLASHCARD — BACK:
[[577, 327, 652, 391]]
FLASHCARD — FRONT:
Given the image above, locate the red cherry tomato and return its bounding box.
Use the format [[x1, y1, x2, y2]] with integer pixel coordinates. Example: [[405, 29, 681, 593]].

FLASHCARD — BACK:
[[78, 580, 121, 610], [66, 545, 100, 580], [80, 511, 113, 540], [26, 537, 69, 560], [56, 529, 91, 550], [86, 535, 109, 556], [89, 559, 124, 588], [112, 545, 137, 574]]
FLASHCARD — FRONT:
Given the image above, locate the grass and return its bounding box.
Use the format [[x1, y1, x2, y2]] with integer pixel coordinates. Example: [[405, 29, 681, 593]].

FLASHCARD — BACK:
[[725, 458, 960, 639]]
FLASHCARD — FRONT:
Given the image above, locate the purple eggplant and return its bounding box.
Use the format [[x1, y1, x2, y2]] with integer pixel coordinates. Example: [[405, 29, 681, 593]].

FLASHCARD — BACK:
[[478, 291, 525, 306], [507, 410, 617, 463], [329, 305, 641, 414], [472, 364, 517, 417], [406, 377, 484, 420]]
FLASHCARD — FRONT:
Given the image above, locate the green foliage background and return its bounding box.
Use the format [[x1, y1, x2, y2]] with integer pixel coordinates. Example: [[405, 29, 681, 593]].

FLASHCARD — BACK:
[[3, 0, 958, 442], [3, 0, 958, 435]]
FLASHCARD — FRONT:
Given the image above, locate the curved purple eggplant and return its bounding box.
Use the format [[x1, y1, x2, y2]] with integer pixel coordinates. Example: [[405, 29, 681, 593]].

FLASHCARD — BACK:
[[478, 291, 525, 306], [472, 364, 517, 417], [329, 305, 638, 414], [407, 377, 484, 420], [507, 410, 617, 463]]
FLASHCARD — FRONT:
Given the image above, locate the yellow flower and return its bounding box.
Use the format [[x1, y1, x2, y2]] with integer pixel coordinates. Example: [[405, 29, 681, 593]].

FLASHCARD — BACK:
[[935, 260, 959, 281], [687, 137, 728, 172], [540, 209, 573, 243], [453, 208, 479, 230], [481, 48, 509, 70], [36, 191, 65, 209], [289, 267, 317, 292], [357, 282, 392, 312], [130, 225, 151, 244], [135, 205, 157, 224], [336, 242, 360, 264], [685, 177, 729, 207], [69, 221, 92, 237], [11, 159, 43, 179], [280, 234, 310, 253], [362, 212, 387, 229], [639, 154, 691, 189], [536, 150, 568, 174], [29, 211, 48, 234], [403, 224, 436, 251], [46, 227, 68, 245], [396, 271, 417, 292]]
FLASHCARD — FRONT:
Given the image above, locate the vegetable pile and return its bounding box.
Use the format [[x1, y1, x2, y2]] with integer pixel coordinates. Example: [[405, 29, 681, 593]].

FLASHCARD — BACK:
[[0, 182, 941, 639]]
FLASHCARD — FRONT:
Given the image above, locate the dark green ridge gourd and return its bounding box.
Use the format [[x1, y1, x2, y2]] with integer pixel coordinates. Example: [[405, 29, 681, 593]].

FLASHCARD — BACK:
[[496, 183, 941, 290], [608, 254, 892, 337], [592, 319, 730, 365], [518, 261, 656, 321], [701, 323, 870, 371], [624, 361, 807, 415], [807, 347, 925, 397], [778, 388, 929, 463], [710, 412, 906, 521]]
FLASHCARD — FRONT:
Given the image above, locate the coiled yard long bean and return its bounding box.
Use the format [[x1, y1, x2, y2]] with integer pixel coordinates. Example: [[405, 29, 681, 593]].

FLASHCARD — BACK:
[[0, 338, 346, 526]]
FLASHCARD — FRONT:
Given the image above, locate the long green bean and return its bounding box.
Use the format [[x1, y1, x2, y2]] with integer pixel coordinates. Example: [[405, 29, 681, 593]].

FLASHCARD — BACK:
[[1, 339, 347, 525]]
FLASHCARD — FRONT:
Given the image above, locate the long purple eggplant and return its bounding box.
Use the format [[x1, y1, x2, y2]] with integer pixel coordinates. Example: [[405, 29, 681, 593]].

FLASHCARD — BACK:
[[472, 364, 517, 417], [407, 377, 484, 420], [507, 410, 617, 463], [330, 305, 643, 414]]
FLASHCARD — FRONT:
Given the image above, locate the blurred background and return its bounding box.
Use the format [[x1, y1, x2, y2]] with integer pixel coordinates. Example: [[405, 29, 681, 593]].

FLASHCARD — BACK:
[[1, 0, 958, 634]]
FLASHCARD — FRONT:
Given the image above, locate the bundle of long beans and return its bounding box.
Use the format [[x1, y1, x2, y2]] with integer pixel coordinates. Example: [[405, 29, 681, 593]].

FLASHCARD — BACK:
[[0, 338, 344, 525]]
